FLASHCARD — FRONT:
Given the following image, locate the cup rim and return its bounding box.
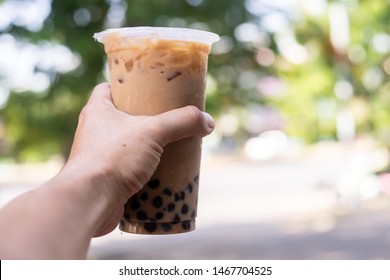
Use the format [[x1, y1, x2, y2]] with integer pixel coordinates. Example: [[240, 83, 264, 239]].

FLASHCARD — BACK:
[[93, 26, 220, 46]]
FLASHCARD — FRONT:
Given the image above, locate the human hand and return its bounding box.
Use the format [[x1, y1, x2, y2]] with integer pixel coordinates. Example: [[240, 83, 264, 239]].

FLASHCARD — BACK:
[[0, 82, 215, 259], [64, 83, 215, 236]]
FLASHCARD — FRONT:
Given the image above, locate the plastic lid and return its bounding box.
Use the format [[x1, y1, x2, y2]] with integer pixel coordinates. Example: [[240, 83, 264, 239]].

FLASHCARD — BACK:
[[93, 26, 220, 46]]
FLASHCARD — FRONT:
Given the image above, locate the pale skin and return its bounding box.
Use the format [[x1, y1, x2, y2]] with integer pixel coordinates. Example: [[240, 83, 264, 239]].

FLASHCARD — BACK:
[[0, 83, 215, 259]]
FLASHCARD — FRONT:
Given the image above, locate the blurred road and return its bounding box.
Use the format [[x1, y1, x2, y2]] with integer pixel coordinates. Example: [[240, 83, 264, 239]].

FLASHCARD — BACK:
[[1, 141, 390, 259]]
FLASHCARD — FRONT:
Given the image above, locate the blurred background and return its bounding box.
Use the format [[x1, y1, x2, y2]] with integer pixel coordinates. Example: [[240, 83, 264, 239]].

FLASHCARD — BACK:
[[1, 0, 390, 259]]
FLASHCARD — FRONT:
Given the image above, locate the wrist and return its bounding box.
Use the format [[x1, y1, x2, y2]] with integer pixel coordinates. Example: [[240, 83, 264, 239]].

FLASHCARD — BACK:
[[47, 159, 126, 236]]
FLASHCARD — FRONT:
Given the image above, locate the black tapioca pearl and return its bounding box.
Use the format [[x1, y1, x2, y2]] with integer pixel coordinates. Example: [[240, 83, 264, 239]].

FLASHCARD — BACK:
[[172, 214, 181, 224], [187, 183, 193, 194], [167, 203, 175, 212], [194, 175, 199, 184], [155, 212, 164, 219], [191, 210, 196, 218], [163, 188, 172, 196], [130, 200, 141, 210], [162, 223, 172, 232], [175, 191, 185, 202], [148, 179, 160, 189], [119, 219, 125, 227], [136, 210, 148, 221], [153, 196, 163, 208], [182, 220, 191, 230], [181, 204, 189, 215], [124, 212, 131, 221], [167, 71, 182, 82], [139, 192, 148, 201], [144, 223, 157, 233]]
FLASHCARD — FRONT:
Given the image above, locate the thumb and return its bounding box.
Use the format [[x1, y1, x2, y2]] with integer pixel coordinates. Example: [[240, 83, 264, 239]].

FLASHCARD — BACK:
[[153, 105, 215, 145], [87, 82, 114, 107]]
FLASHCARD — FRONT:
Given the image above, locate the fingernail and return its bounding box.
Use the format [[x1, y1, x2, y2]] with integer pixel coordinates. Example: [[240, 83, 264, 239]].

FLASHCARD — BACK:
[[202, 112, 215, 130]]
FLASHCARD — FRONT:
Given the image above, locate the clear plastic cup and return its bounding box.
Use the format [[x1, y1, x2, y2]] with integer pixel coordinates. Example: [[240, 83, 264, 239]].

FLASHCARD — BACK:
[[94, 27, 219, 234]]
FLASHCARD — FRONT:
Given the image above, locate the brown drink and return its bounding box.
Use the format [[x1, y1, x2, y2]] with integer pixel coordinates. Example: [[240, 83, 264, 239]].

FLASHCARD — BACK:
[[94, 27, 219, 234]]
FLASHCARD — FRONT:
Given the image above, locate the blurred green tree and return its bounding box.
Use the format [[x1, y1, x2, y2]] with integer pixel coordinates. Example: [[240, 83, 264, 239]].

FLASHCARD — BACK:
[[0, 0, 389, 162], [1, 0, 111, 161], [0, 0, 255, 161], [272, 0, 390, 147]]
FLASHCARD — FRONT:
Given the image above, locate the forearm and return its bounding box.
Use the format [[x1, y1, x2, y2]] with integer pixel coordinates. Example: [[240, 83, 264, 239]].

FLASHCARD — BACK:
[[0, 164, 123, 259]]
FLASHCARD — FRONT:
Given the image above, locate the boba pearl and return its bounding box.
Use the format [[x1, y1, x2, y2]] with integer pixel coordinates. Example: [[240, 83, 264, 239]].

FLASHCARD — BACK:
[[182, 220, 191, 230], [130, 199, 141, 210], [155, 212, 164, 219], [187, 183, 193, 193], [174, 191, 185, 202], [144, 223, 157, 233], [194, 175, 199, 184], [181, 204, 189, 215], [162, 223, 172, 232], [139, 192, 148, 201], [153, 196, 163, 208], [163, 188, 172, 196], [124, 212, 131, 221], [148, 179, 160, 189], [136, 210, 148, 220], [167, 203, 175, 212], [173, 214, 180, 223]]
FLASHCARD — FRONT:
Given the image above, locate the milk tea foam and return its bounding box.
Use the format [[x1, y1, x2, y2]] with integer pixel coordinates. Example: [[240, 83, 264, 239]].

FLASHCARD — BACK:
[[94, 27, 218, 234]]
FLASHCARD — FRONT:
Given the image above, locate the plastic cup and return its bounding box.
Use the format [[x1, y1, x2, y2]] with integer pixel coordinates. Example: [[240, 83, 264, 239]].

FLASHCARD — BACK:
[[93, 27, 219, 234]]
